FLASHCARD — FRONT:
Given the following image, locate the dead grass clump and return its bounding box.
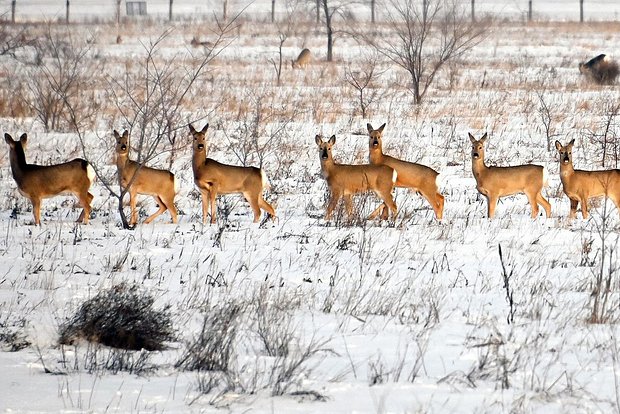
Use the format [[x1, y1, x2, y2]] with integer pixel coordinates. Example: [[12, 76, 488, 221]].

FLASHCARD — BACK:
[[59, 283, 174, 351]]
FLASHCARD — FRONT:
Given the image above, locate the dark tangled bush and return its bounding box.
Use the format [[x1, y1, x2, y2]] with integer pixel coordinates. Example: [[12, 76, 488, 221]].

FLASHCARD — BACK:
[[59, 283, 174, 351]]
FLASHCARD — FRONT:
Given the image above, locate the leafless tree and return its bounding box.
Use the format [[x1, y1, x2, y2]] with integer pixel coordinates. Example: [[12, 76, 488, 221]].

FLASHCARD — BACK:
[[318, 0, 352, 62], [362, 0, 487, 105], [268, 3, 298, 85], [343, 55, 386, 118], [24, 27, 99, 132]]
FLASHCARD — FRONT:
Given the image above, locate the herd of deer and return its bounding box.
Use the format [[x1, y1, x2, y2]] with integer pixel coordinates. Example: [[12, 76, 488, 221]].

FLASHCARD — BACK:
[[4, 122, 620, 226]]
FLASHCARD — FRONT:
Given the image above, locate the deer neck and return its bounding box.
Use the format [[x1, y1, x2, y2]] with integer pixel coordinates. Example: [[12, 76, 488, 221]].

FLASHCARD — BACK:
[[471, 156, 488, 179], [319, 157, 335, 179], [8, 146, 28, 184], [559, 159, 575, 178], [369, 145, 384, 164], [116, 152, 129, 171], [192, 149, 206, 173]]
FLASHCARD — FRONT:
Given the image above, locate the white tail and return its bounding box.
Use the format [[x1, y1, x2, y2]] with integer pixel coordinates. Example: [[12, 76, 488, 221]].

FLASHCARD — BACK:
[[189, 123, 276, 224], [113, 130, 178, 225], [4, 132, 94, 225]]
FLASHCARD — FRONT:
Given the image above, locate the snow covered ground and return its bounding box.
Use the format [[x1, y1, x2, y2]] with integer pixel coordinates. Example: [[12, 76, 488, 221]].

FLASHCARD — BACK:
[[1, 3, 620, 413]]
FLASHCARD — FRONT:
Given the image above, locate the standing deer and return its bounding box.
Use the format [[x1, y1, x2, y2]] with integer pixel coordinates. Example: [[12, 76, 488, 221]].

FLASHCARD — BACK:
[[189, 123, 276, 224], [315, 134, 398, 220], [469, 133, 551, 218], [367, 123, 444, 220], [291, 48, 311, 69], [4, 132, 94, 225], [555, 139, 620, 219], [113, 130, 178, 225]]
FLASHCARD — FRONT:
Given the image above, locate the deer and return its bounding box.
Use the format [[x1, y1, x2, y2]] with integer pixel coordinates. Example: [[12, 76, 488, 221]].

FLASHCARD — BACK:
[[366, 123, 444, 220], [4, 132, 95, 225], [113, 130, 178, 225], [315, 134, 398, 221], [291, 48, 311, 69], [578, 54, 619, 85], [555, 139, 620, 219], [189, 123, 276, 224], [469, 132, 551, 219]]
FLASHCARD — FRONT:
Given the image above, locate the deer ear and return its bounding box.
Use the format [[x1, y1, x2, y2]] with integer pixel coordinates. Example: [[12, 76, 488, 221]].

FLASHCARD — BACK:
[[113, 130, 120, 139], [468, 133, 476, 144], [328, 135, 336, 145], [188, 124, 196, 133], [315, 135, 322, 145], [555, 141, 562, 151], [201, 123, 209, 133], [19, 133, 27, 145], [4, 133, 13, 145], [122, 130, 129, 138], [378, 123, 386, 133], [480, 133, 488, 143], [367, 123, 373, 133], [568, 138, 575, 146]]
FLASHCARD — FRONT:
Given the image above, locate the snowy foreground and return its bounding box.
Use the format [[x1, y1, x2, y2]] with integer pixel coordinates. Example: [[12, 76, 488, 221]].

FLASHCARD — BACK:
[[1, 12, 620, 414]]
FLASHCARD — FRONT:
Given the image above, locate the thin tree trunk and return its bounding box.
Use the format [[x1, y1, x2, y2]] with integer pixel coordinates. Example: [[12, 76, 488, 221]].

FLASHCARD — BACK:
[[528, 0, 532, 21], [371, 0, 375, 23], [223, 0, 228, 21], [471, 0, 475, 22], [116, 0, 121, 24], [169, 0, 173, 21], [11, 0, 16, 23], [580, 0, 584, 22], [271, 0, 275, 23], [316, 0, 320, 24], [65, 0, 70, 23]]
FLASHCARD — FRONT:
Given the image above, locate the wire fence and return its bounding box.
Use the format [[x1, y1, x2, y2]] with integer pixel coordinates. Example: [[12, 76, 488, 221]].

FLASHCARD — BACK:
[[1, 0, 619, 24]]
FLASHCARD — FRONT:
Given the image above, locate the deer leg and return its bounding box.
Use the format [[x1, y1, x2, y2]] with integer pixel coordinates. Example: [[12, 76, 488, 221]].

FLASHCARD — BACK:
[[368, 203, 385, 220], [199, 189, 210, 224], [420, 188, 445, 220], [325, 190, 341, 221], [144, 196, 167, 224], [129, 189, 139, 225], [31, 197, 41, 226], [526, 192, 540, 218], [344, 195, 353, 218], [244, 191, 262, 223], [209, 190, 218, 224], [258, 196, 276, 220], [536, 192, 552, 218], [76, 190, 92, 224], [375, 190, 397, 220], [580, 196, 589, 219], [569, 198, 579, 219], [486, 194, 498, 218], [163, 195, 178, 224], [435, 192, 445, 220]]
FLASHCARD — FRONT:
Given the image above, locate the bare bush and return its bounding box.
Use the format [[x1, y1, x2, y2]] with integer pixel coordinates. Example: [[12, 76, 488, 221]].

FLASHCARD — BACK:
[[59, 283, 174, 351], [343, 55, 387, 118]]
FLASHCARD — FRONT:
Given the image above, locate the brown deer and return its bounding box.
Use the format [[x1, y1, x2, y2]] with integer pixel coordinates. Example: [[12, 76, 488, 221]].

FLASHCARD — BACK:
[[555, 139, 620, 219], [189, 123, 276, 224], [469, 133, 551, 218], [291, 48, 311, 69], [4, 132, 94, 225], [367, 123, 444, 220], [315, 134, 398, 220], [113, 130, 178, 225]]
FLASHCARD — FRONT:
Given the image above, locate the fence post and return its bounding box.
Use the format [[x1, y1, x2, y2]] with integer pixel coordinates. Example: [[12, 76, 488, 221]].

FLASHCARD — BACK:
[[169, 0, 173, 21], [528, 0, 532, 21], [580, 0, 584, 22], [471, 0, 475, 22], [66, 0, 70, 23], [11, 0, 16, 23]]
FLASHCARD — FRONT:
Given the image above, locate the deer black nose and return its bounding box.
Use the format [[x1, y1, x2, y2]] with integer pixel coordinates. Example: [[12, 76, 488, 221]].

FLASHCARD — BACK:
[[372, 139, 379, 147], [563, 155, 570, 163], [197, 143, 204, 150], [121, 144, 127, 151], [473, 152, 479, 159], [321, 149, 328, 159]]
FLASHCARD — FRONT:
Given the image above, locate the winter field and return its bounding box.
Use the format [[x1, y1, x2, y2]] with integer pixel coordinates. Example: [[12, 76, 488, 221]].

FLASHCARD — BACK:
[[2, 2, 620, 413]]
